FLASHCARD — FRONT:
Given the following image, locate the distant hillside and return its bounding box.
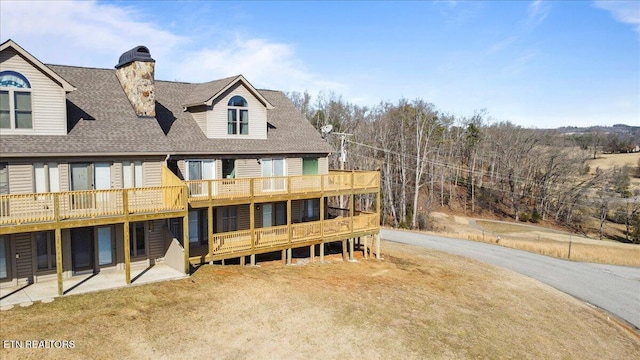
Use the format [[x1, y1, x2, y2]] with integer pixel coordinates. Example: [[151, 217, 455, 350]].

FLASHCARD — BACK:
[[557, 124, 640, 136]]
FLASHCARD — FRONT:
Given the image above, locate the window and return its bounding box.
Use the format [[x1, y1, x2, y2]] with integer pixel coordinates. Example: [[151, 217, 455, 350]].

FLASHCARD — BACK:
[[0, 236, 8, 280], [186, 160, 215, 180], [222, 159, 236, 179], [122, 161, 143, 188], [261, 158, 286, 191], [227, 95, 248, 135], [34, 163, 60, 193], [222, 206, 237, 232], [0, 71, 32, 129], [186, 160, 215, 197], [301, 199, 320, 221], [188, 210, 208, 245], [0, 163, 7, 194], [35, 231, 56, 271], [129, 222, 146, 257]]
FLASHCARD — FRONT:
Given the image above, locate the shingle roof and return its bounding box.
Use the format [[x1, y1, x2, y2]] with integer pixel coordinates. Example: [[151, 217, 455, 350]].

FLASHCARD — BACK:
[[0, 65, 333, 157], [180, 75, 237, 107]]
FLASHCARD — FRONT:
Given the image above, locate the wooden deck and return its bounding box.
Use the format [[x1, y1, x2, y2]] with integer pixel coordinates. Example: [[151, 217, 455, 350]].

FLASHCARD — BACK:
[[186, 170, 379, 206], [193, 212, 379, 263], [0, 185, 187, 235]]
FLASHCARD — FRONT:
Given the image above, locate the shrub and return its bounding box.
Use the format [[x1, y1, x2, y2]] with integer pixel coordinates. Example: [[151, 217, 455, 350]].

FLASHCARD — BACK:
[[530, 209, 541, 223], [519, 213, 530, 222]]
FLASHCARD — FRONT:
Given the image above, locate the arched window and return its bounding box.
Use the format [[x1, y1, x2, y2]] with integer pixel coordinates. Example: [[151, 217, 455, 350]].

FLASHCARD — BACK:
[[0, 71, 32, 129], [227, 95, 248, 135]]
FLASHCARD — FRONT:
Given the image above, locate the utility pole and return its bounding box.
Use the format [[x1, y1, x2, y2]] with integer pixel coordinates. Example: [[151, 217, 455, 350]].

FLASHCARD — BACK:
[[334, 132, 353, 210]]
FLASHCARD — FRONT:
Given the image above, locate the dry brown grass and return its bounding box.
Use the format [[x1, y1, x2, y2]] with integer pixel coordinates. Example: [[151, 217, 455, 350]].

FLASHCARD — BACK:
[[431, 214, 640, 267], [2, 242, 639, 359], [462, 233, 640, 267]]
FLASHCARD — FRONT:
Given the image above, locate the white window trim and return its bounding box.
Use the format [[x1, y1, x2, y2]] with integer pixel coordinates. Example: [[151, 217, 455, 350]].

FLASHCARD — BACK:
[[123, 161, 143, 188], [34, 162, 59, 193], [0, 71, 33, 130]]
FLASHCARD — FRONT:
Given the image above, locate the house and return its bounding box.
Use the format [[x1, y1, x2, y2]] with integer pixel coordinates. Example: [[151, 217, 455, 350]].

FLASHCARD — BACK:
[[0, 40, 380, 302]]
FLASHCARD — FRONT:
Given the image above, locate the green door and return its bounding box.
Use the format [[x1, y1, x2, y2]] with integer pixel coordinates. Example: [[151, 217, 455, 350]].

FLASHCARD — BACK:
[[303, 158, 318, 175]]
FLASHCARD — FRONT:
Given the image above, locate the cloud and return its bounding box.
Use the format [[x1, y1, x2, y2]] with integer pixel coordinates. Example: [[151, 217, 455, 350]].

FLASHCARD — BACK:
[[593, 0, 640, 38], [171, 37, 345, 95], [527, 0, 551, 28], [0, 0, 342, 96], [0, 0, 186, 67]]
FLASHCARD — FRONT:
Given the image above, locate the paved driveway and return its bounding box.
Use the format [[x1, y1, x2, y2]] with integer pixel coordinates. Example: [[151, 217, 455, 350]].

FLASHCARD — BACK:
[[381, 228, 640, 330]]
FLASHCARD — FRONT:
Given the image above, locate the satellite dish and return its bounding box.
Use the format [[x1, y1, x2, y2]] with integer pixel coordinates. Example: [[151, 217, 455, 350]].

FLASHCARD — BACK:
[[320, 124, 333, 139]]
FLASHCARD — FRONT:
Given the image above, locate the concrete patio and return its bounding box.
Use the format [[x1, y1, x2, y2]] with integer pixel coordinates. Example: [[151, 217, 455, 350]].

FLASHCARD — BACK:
[[0, 264, 187, 308]]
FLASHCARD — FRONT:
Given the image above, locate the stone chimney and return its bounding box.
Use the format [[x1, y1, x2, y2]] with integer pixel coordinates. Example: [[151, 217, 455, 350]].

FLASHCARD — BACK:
[[115, 46, 156, 117]]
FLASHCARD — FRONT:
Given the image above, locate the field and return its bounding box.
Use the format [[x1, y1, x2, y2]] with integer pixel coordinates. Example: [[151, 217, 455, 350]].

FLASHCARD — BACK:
[[1, 241, 639, 359], [587, 152, 640, 191], [429, 213, 640, 267]]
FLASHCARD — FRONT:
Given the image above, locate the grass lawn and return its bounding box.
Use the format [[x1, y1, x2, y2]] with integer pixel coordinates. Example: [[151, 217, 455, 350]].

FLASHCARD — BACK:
[[1, 241, 639, 359]]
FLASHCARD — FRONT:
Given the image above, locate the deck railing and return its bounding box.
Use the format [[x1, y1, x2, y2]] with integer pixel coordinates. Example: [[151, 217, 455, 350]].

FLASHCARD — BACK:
[[185, 171, 379, 202], [0, 186, 187, 226], [202, 212, 379, 258]]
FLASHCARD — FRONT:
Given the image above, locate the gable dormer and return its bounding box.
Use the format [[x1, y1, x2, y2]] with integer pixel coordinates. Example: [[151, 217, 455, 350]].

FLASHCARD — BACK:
[[0, 40, 75, 135], [183, 75, 274, 140]]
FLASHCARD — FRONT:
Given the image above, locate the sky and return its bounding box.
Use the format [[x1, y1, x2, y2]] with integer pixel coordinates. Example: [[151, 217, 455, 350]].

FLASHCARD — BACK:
[[1, 0, 638, 128]]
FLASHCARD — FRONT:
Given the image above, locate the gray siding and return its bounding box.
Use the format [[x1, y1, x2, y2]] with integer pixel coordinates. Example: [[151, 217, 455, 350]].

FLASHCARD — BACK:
[[208, 83, 268, 140], [15, 233, 33, 282], [148, 219, 165, 261], [8, 163, 33, 193], [0, 48, 67, 135]]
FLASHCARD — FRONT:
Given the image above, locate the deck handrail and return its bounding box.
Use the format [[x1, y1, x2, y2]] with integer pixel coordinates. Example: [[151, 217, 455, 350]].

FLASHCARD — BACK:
[[0, 185, 187, 226], [185, 171, 380, 201]]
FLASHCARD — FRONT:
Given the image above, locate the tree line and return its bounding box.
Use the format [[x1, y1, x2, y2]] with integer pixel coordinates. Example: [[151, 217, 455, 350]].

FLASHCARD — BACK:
[[288, 91, 640, 243]]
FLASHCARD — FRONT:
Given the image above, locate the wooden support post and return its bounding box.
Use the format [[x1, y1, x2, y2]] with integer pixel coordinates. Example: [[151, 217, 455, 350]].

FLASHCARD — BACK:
[[310, 244, 315, 263], [207, 206, 213, 256], [124, 221, 131, 284], [375, 233, 381, 260], [282, 249, 287, 266], [182, 186, 190, 275], [287, 199, 292, 245], [287, 248, 292, 265], [250, 202, 255, 254], [250, 254, 256, 266], [320, 242, 325, 262], [240, 256, 245, 266], [123, 190, 131, 285], [182, 213, 190, 274], [342, 239, 347, 261], [349, 238, 354, 261], [55, 227, 63, 296], [363, 235, 368, 259]]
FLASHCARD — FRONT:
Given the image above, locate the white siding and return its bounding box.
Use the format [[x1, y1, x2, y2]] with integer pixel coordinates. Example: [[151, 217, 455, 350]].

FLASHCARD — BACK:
[[208, 83, 268, 140], [8, 163, 33, 193], [143, 160, 162, 186], [287, 158, 302, 176], [0, 48, 67, 135], [191, 105, 208, 135], [319, 157, 329, 174], [112, 162, 123, 188], [236, 158, 261, 178], [58, 163, 69, 191]]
